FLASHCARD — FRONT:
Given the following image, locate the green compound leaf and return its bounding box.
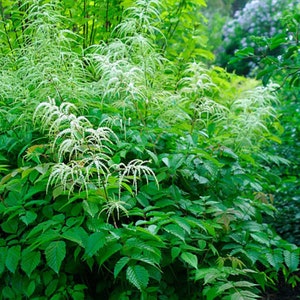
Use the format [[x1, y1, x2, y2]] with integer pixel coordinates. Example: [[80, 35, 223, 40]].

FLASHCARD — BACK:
[[45, 241, 66, 273], [126, 265, 149, 291], [21, 248, 41, 277]]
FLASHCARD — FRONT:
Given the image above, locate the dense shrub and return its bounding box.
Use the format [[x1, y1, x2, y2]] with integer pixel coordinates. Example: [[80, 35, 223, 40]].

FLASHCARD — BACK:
[[273, 90, 300, 245], [227, 8, 300, 246]]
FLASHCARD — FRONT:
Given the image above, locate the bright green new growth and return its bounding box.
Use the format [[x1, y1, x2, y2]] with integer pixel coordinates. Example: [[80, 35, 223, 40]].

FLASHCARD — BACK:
[[221, 82, 280, 150]]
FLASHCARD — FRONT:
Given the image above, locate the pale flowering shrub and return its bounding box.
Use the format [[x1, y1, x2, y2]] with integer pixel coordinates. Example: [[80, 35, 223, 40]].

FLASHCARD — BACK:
[[217, 0, 298, 75]]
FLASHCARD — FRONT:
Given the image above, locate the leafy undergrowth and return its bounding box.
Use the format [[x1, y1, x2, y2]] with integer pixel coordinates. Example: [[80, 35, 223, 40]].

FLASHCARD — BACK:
[[0, 1, 299, 299], [225, 0, 300, 263]]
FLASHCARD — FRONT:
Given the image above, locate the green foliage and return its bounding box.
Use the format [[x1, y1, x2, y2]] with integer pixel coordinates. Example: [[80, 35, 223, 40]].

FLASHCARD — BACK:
[[218, 0, 299, 75], [159, 0, 213, 62], [0, 0, 299, 299], [229, 7, 300, 247], [230, 9, 300, 87], [126, 265, 149, 291], [45, 241, 66, 274]]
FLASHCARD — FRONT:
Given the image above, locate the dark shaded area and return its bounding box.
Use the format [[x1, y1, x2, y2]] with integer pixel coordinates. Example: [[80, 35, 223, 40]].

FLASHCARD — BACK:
[[231, 0, 248, 15], [263, 271, 300, 299]]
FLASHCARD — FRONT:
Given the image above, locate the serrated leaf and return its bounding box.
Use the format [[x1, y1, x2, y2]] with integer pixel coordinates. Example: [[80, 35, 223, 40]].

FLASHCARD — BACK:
[[130, 252, 160, 269], [198, 240, 206, 250], [98, 243, 122, 266], [45, 241, 66, 273], [62, 227, 88, 247], [136, 193, 150, 207], [196, 267, 229, 283], [250, 232, 270, 246], [234, 281, 257, 288], [171, 247, 181, 261], [265, 250, 283, 271], [217, 282, 234, 293], [252, 272, 267, 290], [204, 270, 221, 284], [5, 245, 21, 273], [27, 221, 56, 239], [269, 34, 286, 50], [201, 221, 216, 237], [208, 243, 219, 256], [28, 230, 60, 251], [82, 200, 99, 218], [20, 211, 37, 225], [135, 226, 163, 243], [222, 147, 238, 159], [1, 219, 18, 234], [204, 286, 219, 300], [234, 47, 254, 57], [161, 157, 170, 167], [45, 279, 58, 296], [126, 265, 149, 291], [114, 257, 130, 278], [50, 294, 62, 300], [181, 252, 198, 269], [194, 174, 209, 184], [170, 154, 185, 170], [230, 290, 260, 299], [43, 270, 53, 285], [0, 247, 7, 274], [156, 199, 176, 208], [125, 238, 161, 259], [2, 286, 15, 298], [84, 232, 106, 257], [283, 250, 299, 272], [203, 160, 220, 177], [21, 249, 41, 277], [25, 281, 35, 297], [23, 183, 47, 201], [146, 150, 158, 165], [164, 224, 186, 242], [181, 244, 204, 253], [243, 248, 260, 265]]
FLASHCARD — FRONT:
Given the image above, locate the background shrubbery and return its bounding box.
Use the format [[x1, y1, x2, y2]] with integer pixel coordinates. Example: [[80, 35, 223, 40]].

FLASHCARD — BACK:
[[215, 0, 300, 247], [216, 0, 299, 75]]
